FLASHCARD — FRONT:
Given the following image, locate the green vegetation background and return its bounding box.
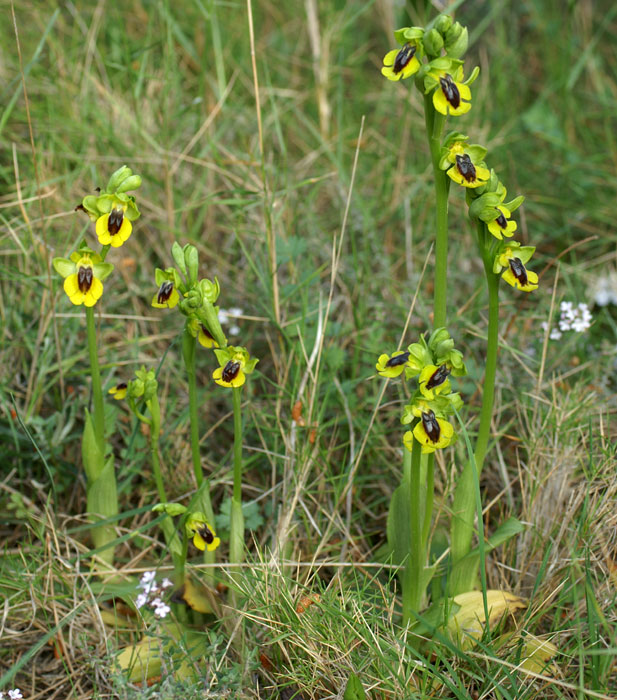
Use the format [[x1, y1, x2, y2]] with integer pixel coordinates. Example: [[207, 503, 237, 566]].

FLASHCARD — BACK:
[[1, 0, 616, 698]]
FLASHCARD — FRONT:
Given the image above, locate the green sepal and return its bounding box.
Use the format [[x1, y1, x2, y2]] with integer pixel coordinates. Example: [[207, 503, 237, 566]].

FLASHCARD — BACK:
[[403, 338, 433, 378], [96, 194, 115, 214], [152, 503, 187, 517], [343, 672, 366, 700], [52, 257, 74, 279], [184, 245, 199, 285], [470, 192, 504, 221], [463, 65, 480, 86], [123, 196, 140, 221], [82, 409, 105, 482], [81, 195, 102, 220], [106, 165, 133, 192], [503, 195, 524, 212], [115, 174, 142, 194], [214, 345, 258, 374], [93, 262, 114, 281], [172, 241, 187, 276], [445, 24, 468, 59], [393, 26, 424, 45]]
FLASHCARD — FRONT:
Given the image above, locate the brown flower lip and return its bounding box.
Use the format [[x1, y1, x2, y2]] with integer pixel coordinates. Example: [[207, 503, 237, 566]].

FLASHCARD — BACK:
[[222, 360, 241, 382], [421, 410, 441, 443], [157, 281, 174, 304], [393, 44, 416, 74], [385, 351, 410, 368], [107, 207, 124, 235], [455, 154, 477, 182], [508, 257, 528, 286], [440, 74, 461, 109], [198, 524, 215, 545], [77, 265, 94, 293], [425, 364, 450, 390]]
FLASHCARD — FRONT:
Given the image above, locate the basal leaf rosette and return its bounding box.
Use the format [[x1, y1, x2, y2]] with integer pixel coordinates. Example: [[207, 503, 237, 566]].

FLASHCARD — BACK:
[[213, 346, 258, 388], [186, 512, 220, 552], [493, 242, 538, 292], [53, 248, 113, 307], [424, 58, 479, 116], [382, 26, 424, 82], [439, 133, 490, 189]]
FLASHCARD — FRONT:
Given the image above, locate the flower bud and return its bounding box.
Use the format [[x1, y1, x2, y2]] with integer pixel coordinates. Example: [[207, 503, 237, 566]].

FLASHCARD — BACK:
[[434, 14, 453, 35], [199, 277, 220, 304], [115, 174, 142, 194], [423, 28, 444, 57], [445, 24, 468, 59], [106, 165, 132, 192], [172, 241, 188, 276], [184, 245, 199, 285]]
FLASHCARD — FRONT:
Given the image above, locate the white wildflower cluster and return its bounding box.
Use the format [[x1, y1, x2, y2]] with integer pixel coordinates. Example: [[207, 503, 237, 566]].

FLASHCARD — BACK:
[[542, 301, 592, 341], [135, 570, 173, 618], [219, 307, 243, 337], [0, 690, 23, 699], [589, 270, 617, 307]]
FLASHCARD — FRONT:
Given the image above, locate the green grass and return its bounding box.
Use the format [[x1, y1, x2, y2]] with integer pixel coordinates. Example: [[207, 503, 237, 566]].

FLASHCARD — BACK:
[[1, 0, 617, 697]]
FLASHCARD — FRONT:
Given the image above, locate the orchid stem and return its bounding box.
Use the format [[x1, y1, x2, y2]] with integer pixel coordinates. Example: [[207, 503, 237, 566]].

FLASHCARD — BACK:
[[182, 326, 217, 583], [448, 221, 500, 594], [424, 95, 448, 329]]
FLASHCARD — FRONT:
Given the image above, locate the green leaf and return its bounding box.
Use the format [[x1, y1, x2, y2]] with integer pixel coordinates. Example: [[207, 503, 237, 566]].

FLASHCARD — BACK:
[[449, 517, 525, 584], [216, 497, 263, 537], [343, 672, 366, 700], [82, 409, 105, 482]]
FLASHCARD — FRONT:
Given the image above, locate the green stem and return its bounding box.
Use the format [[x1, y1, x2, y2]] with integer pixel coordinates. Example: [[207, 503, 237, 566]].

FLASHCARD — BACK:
[[448, 221, 500, 594], [403, 436, 423, 624], [85, 307, 105, 452], [182, 328, 204, 487], [229, 386, 245, 566], [146, 394, 184, 581], [423, 94, 448, 329], [422, 454, 435, 550], [181, 326, 217, 583], [146, 395, 167, 504], [475, 224, 500, 467]]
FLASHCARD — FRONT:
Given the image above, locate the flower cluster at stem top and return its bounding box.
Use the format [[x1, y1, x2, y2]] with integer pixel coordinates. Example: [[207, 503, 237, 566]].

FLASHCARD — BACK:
[[376, 328, 466, 454], [150, 241, 259, 389], [52, 165, 143, 307], [381, 14, 540, 295], [381, 17, 479, 117]]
